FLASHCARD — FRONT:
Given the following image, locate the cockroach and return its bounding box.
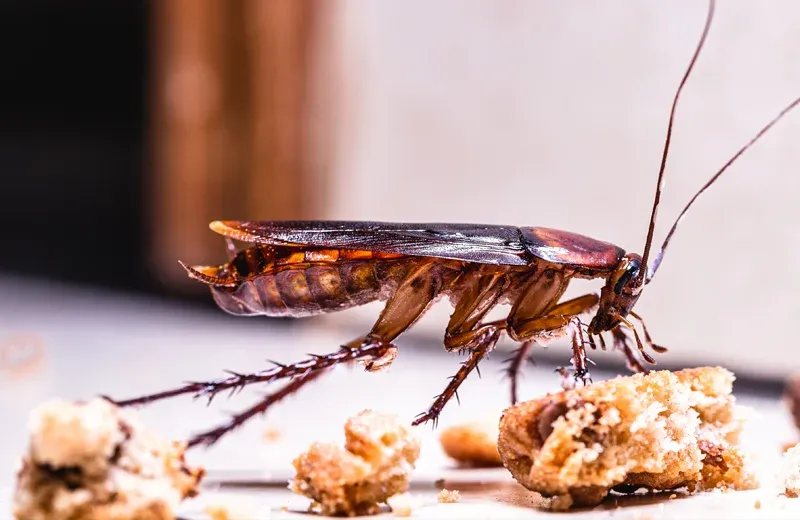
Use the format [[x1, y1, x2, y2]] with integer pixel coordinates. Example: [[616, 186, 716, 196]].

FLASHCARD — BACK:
[[110, 0, 800, 448]]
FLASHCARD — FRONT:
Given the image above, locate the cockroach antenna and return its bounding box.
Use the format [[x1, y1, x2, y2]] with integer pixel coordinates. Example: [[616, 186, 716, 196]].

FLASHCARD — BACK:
[[640, 0, 800, 284]]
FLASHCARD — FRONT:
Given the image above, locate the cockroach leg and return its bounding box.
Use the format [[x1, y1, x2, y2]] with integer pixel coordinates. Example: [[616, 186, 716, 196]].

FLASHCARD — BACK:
[[413, 328, 502, 427], [595, 333, 607, 351], [495, 293, 600, 394], [586, 332, 598, 351], [444, 320, 506, 353], [610, 327, 648, 374], [187, 368, 329, 448], [617, 316, 656, 364], [629, 310, 668, 353], [111, 337, 394, 408], [443, 266, 507, 352], [568, 317, 592, 385], [504, 340, 534, 404]]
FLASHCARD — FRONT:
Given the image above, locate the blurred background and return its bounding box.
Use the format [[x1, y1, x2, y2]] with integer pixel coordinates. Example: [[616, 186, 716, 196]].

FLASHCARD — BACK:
[[3, 0, 800, 434]]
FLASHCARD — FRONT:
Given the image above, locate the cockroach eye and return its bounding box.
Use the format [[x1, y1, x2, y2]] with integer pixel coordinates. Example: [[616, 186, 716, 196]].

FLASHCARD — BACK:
[[613, 257, 641, 295]]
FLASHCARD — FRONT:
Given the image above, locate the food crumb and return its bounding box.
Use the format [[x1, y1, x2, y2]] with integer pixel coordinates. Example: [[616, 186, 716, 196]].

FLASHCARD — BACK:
[[263, 425, 282, 443], [204, 504, 230, 520], [549, 494, 573, 511], [669, 493, 677, 499], [779, 442, 800, 497], [434, 478, 445, 490], [439, 420, 502, 467], [12, 397, 204, 520], [497, 367, 756, 509], [203, 498, 270, 520], [387, 493, 422, 517], [436, 488, 461, 503], [754, 499, 762, 509], [288, 409, 421, 516]]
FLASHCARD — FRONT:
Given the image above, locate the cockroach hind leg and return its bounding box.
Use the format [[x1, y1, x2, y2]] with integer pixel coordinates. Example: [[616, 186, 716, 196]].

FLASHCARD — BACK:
[[187, 369, 328, 449], [110, 339, 394, 408]]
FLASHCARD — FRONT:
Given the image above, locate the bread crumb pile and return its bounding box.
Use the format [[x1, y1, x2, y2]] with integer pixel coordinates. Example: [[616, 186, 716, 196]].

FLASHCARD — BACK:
[[497, 367, 755, 508], [288, 409, 420, 516], [12, 397, 204, 520], [436, 488, 461, 503]]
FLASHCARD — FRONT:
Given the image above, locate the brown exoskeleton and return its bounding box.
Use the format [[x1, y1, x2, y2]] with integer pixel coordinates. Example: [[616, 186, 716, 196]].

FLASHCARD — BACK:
[[110, 0, 800, 448]]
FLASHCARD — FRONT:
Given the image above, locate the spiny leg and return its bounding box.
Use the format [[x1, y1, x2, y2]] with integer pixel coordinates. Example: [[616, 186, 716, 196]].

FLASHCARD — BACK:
[[629, 310, 668, 353], [617, 315, 656, 364], [442, 264, 507, 353], [412, 327, 502, 427], [567, 317, 592, 386], [109, 259, 444, 408], [504, 340, 534, 405], [187, 368, 328, 448], [610, 326, 648, 373], [109, 337, 391, 407], [503, 294, 599, 403], [506, 293, 600, 390]]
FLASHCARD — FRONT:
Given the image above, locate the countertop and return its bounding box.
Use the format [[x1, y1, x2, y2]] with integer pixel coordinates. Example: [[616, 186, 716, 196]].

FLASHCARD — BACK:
[[1, 275, 799, 519]]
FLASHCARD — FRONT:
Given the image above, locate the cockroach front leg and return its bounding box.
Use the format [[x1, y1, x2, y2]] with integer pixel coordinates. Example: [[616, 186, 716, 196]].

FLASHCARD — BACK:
[[504, 293, 600, 401], [608, 311, 668, 374]]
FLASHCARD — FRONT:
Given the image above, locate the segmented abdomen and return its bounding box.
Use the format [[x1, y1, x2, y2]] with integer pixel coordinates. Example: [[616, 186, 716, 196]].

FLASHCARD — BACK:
[[208, 246, 417, 317]]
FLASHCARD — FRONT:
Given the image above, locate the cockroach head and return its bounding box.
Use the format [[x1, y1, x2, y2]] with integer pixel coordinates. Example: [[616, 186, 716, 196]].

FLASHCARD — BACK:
[[587, 253, 643, 334]]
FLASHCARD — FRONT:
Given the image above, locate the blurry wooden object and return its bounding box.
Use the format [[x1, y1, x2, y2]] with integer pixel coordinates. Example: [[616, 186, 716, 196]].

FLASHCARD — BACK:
[[148, 0, 324, 292]]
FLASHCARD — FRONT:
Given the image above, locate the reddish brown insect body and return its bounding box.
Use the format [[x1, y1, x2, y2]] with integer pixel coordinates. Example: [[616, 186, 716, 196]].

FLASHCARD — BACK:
[[111, 0, 800, 448]]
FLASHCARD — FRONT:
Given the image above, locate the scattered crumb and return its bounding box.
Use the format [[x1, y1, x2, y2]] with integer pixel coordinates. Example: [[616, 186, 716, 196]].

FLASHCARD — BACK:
[[669, 493, 677, 499], [436, 488, 460, 503], [288, 409, 421, 516], [263, 425, 282, 443], [204, 504, 231, 520], [203, 496, 271, 519], [12, 397, 204, 520], [439, 420, 502, 467], [433, 478, 445, 490], [549, 494, 573, 511], [754, 499, 762, 509], [497, 367, 756, 509], [386, 493, 422, 517], [779, 442, 800, 497]]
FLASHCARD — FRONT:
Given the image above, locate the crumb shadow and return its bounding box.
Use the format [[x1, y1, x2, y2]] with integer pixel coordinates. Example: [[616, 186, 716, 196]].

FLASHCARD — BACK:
[[475, 481, 691, 513], [444, 461, 507, 470]]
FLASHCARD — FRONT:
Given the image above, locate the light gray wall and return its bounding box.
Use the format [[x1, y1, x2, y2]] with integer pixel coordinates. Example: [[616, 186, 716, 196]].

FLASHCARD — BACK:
[[308, 1, 800, 378]]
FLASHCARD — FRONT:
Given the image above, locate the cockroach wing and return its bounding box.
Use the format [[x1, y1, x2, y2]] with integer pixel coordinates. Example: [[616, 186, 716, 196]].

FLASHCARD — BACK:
[[520, 227, 625, 270], [209, 220, 531, 265]]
